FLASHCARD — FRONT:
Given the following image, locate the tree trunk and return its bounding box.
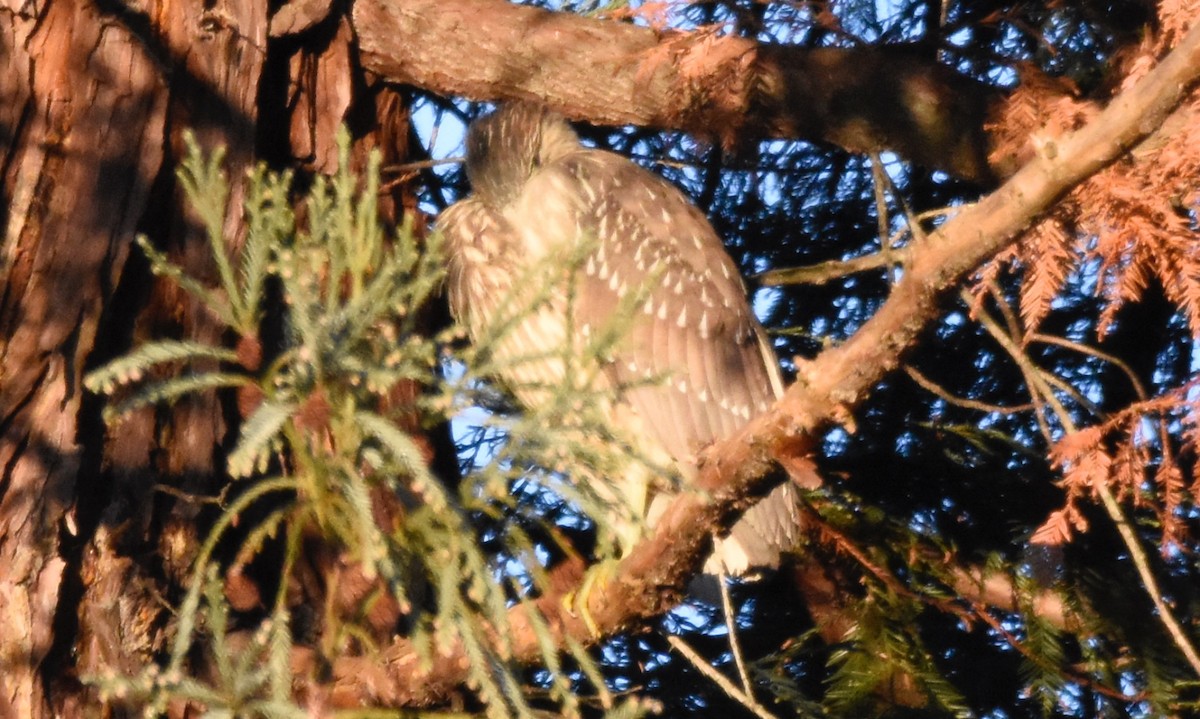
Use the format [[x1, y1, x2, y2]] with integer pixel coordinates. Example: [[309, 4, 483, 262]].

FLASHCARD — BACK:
[[0, 0, 268, 712], [2, 0, 167, 712], [0, 0, 438, 708]]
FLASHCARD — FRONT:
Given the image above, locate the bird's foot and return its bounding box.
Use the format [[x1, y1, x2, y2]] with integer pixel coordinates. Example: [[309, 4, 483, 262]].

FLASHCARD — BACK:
[[563, 558, 620, 638]]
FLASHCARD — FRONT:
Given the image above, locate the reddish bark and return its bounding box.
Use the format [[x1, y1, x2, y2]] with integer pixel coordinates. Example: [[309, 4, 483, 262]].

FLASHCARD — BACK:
[[0, 0, 168, 712], [0, 0, 1194, 714], [352, 0, 1000, 183]]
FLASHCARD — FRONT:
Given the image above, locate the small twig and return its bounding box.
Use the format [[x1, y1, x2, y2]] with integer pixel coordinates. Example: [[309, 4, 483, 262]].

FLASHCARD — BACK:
[[1039, 370, 1103, 419], [427, 108, 445, 162], [1028, 332, 1149, 401], [1092, 472, 1200, 676], [870, 152, 896, 280], [967, 290, 1056, 443], [757, 249, 910, 286], [380, 156, 466, 193], [904, 364, 1037, 414], [936, 0, 950, 63], [984, 280, 1023, 343], [153, 482, 229, 507], [381, 156, 465, 174], [666, 635, 779, 719], [758, 203, 966, 287], [717, 569, 754, 697], [965, 293, 1200, 677]]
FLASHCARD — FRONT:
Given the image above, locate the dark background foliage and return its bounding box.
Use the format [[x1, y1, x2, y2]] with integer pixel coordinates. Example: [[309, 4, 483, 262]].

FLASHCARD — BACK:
[[376, 2, 1200, 716]]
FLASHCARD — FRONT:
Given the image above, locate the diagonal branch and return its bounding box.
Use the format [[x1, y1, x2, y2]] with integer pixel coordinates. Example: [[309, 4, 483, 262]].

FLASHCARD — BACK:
[[326, 18, 1200, 709]]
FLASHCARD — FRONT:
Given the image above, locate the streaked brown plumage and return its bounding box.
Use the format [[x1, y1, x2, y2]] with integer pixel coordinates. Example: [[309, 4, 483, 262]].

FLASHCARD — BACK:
[[440, 103, 800, 574]]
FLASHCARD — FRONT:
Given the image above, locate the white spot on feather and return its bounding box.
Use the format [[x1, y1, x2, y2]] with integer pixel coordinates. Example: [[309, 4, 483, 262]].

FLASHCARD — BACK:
[[580, 181, 597, 202], [462, 246, 488, 264]]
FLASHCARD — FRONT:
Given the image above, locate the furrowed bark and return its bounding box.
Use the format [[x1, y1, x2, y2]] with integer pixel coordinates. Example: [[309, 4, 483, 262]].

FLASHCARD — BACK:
[[0, 0, 168, 712]]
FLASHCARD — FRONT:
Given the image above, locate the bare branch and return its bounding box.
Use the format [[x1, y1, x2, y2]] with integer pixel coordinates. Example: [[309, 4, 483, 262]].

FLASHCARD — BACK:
[[758, 249, 909, 287]]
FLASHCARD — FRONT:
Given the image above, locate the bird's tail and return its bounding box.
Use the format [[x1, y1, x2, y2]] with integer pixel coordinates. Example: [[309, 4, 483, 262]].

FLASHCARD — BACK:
[[705, 455, 821, 576]]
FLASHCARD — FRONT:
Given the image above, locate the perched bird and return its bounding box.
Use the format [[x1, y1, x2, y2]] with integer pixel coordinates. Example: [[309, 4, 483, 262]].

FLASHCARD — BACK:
[[439, 103, 802, 575]]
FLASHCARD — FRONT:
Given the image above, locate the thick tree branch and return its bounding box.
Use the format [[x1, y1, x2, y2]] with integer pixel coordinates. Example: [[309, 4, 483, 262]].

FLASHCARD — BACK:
[[326, 17, 1200, 711], [350, 0, 999, 183]]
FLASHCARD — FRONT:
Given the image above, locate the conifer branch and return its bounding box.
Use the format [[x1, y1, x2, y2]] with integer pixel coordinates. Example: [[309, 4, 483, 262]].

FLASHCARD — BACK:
[[973, 272, 1200, 677], [327, 12, 1200, 711]]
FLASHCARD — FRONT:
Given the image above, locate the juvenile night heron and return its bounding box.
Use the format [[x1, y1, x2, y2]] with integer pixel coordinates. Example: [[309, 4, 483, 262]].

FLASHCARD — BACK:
[[440, 103, 802, 575]]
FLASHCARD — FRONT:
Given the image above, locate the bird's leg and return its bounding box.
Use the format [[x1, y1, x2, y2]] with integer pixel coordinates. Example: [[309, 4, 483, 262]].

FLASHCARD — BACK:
[[563, 559, 618, 637], [564, 463, 655, 636], [618, 463, 652, 554]]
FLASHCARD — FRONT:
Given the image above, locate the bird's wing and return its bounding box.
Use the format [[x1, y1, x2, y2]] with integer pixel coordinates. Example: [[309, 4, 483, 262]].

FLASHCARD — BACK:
[[541, 151, 782, 459], [440, 196, 578, 412], [519, 150, 801, 572]]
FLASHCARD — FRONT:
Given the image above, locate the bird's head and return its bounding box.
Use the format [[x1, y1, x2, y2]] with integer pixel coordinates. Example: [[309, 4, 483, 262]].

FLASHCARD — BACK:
[[464, 102, 580, 206]]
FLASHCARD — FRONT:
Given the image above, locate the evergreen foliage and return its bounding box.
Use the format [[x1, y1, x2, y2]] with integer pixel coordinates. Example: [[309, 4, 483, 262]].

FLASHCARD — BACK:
[[84, 130, 654, 718], [80, 1, 1200, 716], [406, 2, 1200, 716]]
